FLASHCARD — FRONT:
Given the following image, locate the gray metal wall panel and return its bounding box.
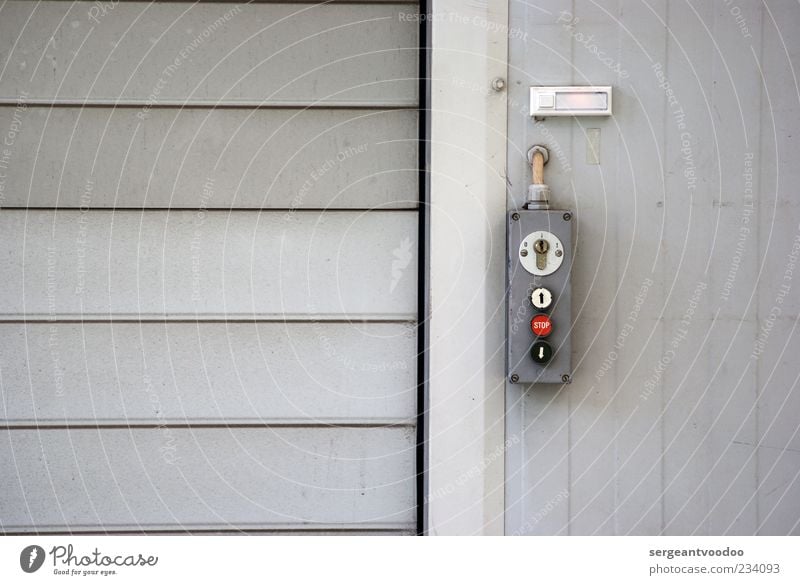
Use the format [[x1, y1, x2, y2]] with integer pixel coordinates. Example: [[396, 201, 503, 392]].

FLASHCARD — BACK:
[[565, 0, 627, 536], [505, 0, 572, 537], [0, 2, 418, 104], [602, 0, 668, 536], [0, 0, 419, 534], [0, 107, 418, 209], [0, 209, 417, 318], [507, 0, 800, 535], [0, 322, 416, 425], [756, 0, 800, 536], [0, 427, 416, 532]]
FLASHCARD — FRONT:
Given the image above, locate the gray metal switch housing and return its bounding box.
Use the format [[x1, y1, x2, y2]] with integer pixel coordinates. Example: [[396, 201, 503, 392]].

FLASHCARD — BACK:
[[507, 209, 573, 384]]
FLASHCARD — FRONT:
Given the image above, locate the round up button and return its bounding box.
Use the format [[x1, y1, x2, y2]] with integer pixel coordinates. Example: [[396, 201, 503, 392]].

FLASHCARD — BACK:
[[531, 287, 553, 310], [530, 314, 553, 337]]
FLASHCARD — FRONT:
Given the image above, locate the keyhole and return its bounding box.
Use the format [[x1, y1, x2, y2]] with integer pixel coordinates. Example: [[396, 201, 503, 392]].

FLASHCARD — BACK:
[[534, 238, 549, 270]]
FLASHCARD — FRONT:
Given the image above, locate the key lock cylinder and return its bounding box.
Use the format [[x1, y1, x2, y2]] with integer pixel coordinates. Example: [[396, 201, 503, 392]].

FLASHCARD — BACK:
[[507, 145, 573, 384]]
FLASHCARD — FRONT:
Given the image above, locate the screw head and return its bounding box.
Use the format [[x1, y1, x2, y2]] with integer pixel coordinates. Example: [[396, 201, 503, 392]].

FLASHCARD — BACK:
[[520, 249, 528, 257], [491, 77, 506, 91], [563, 212, 572, 221], [555, 249, 562, 257], [511, 212, 520, 221], [510, 374, 520, 384], [561, 374, 572, 384]]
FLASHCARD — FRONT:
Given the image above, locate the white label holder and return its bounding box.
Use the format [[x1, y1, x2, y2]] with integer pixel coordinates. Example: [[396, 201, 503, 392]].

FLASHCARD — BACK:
[[530, 86, 612, 118]]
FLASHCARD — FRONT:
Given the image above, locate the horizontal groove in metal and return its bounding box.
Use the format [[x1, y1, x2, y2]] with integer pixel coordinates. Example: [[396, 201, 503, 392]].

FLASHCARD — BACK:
[[0, 98, 419, 109], [0, 206, 419, 212], [0, 420, 416, 429], [25, 0, 419, 3], [1, 523, 415, 536], [0, 313, 417, 323], [0, 528, 416, 536]]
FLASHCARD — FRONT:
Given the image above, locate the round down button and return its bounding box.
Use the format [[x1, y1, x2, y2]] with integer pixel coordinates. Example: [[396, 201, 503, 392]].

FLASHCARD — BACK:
[[531, 341, 553, 365]]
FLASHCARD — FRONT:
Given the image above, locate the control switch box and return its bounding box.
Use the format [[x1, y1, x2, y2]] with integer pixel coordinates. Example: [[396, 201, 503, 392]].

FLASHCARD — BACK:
[[507, 209, 573, 384]]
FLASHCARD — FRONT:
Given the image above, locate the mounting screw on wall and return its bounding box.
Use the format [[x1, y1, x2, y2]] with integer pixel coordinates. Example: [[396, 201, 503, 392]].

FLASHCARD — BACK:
[[492, 77, 506, 92], [511, 212, 520, 221], [563, 212, 572, 221], [510, 374, 519, 384], [561, 374, 572, 384]]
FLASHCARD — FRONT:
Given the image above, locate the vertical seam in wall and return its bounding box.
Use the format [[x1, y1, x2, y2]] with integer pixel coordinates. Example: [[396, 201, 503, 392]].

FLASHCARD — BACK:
[[708, 3, 719, 537], [510, 0, 529, 537], [613, 0, 623, 537], [566, 0, 576, 537], [493, 0, 510, 537], [660, 0, 670, 537], [416, 0, 430, 536], [754, 0, 765, 534]]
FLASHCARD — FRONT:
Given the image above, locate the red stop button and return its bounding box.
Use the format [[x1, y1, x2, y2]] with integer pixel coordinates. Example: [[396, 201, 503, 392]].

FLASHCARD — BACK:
[[530, 314, 552, 337]]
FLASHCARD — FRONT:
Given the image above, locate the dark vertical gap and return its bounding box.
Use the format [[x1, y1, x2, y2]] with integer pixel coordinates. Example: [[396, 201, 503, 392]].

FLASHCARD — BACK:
[[415, 0, 431, 536]]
